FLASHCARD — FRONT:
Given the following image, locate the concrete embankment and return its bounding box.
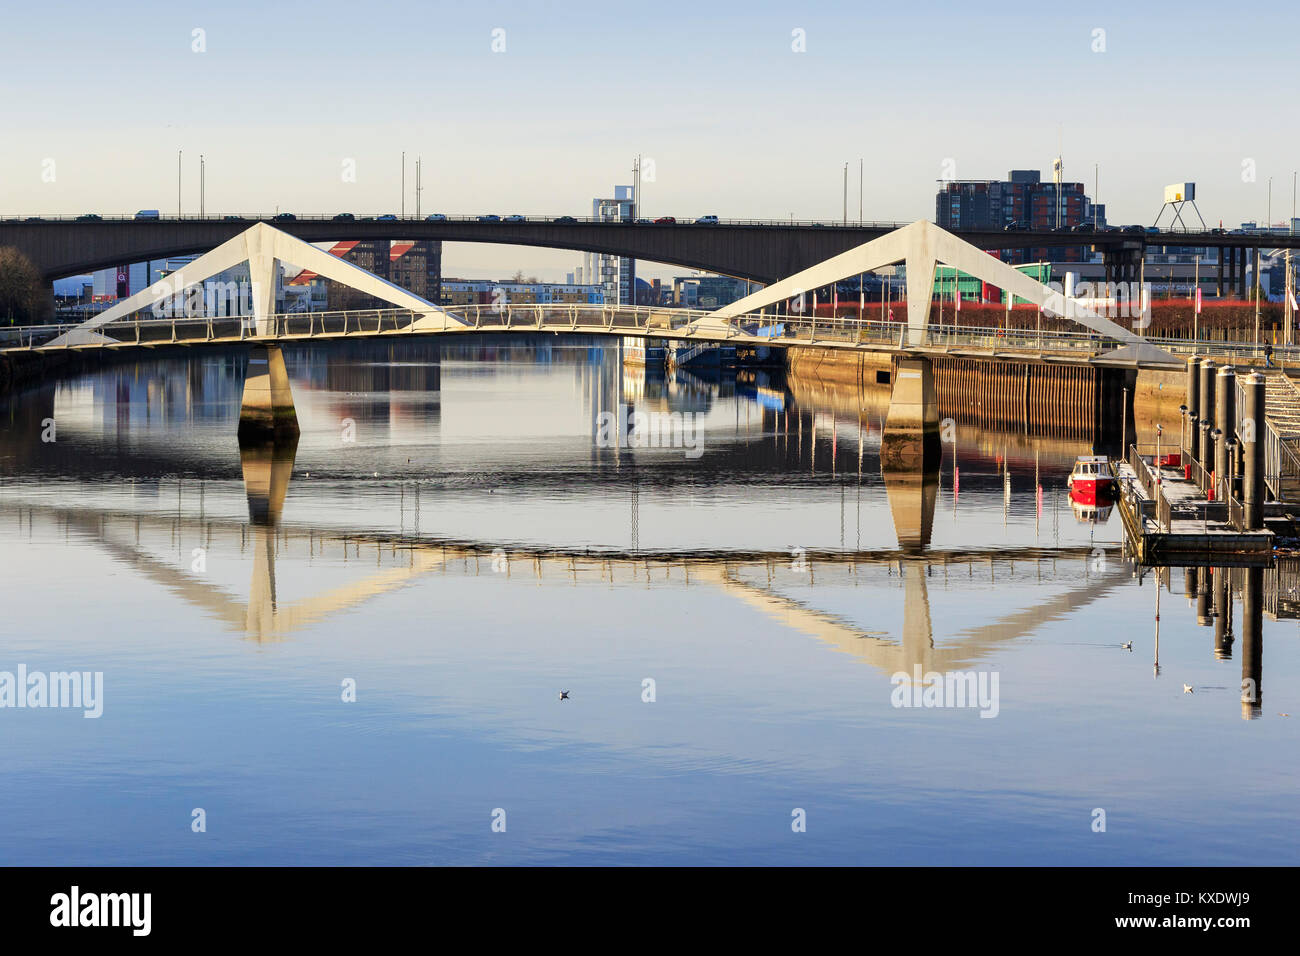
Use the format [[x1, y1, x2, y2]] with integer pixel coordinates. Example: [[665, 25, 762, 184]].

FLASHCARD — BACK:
[[785, 346, 892, 388], [784, 344, 1190, 447]]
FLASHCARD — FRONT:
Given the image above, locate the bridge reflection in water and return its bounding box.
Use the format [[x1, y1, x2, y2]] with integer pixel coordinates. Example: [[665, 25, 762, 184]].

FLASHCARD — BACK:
[[3, 428, 1135, 685], [2, 338, 1291, 723], [17, 436, 1280, 721]]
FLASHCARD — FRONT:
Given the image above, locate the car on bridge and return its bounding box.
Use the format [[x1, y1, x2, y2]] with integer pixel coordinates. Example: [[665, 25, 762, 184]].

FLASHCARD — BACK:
[[135, 210, 160, 220], [505, 214, 526, 222], [695, 215, 719, 225], [654, 216, 676, 224], [224, 215, 246, 222], [274, 213, 296, 221], [75, 214, 102, 221], [552, 215, 577, 223], [333, 213, 355, 221], [425, 213, 447, 221], [478, 214, 500, 222], [377, 214, 397, 221]]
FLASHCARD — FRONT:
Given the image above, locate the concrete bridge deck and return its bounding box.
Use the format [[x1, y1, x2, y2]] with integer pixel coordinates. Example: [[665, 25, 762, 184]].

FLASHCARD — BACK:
[[7, 213, 1297, 283]]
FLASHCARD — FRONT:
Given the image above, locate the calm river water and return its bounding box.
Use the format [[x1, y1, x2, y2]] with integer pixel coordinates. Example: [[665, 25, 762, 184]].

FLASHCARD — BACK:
[[0, 337, 1295, 865]]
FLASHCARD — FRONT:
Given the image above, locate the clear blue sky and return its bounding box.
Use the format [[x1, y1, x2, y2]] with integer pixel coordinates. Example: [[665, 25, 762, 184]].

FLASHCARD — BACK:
[[5, 0, 1297, 279]]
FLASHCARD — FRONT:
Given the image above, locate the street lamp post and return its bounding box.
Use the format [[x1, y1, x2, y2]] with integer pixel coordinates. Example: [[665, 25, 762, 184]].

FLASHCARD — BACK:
[[1210, 427, 1222, 500], [1194, 255, 1200, 342], [1156, 423, 1163, 487]]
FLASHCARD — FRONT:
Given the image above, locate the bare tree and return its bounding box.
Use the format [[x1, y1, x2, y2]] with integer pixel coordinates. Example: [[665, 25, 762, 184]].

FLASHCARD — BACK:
[[0, 247, 47, 324]]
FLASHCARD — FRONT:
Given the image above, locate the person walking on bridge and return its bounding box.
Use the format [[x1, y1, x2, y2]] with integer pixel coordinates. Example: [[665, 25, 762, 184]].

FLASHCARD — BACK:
[[1264, 343, 1275, 369]]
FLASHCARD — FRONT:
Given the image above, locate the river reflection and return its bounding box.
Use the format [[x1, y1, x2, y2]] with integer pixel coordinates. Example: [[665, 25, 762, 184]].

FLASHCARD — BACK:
[[0, 336, 1296, 866]]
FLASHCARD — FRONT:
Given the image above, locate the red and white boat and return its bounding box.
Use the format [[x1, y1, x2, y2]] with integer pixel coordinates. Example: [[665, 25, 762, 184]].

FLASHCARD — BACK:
[[1067, 456, 1116, 505]]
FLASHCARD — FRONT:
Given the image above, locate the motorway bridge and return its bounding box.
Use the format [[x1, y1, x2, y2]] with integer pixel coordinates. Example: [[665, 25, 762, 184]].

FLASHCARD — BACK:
[[3, 213, 1296, 286]]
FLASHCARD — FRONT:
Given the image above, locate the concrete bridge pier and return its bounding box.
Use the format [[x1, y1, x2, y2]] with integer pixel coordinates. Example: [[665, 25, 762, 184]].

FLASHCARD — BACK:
[[238, 345, 299, 444], [240, 438, 298, 640], [883, 468, 939, 553], [881, 356, 940, 472]]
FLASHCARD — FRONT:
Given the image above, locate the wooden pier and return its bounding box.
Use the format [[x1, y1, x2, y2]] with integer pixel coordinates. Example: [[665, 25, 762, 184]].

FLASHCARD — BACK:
[[1116, 451, 1274, 566]]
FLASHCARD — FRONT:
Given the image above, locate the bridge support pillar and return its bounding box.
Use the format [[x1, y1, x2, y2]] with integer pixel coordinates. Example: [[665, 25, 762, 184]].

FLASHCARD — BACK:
[[240, 438, 298, 641], [238, 345, 299, 444], [882, 356, 940, 471]]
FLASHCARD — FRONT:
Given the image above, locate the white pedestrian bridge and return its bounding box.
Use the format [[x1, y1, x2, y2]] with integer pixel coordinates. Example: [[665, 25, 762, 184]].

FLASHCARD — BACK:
[[2, 220, 1211, 371]]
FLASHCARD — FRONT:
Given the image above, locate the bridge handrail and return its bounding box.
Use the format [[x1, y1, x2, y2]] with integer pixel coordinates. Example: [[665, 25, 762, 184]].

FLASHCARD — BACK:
[[11, 303, 1300, 367]]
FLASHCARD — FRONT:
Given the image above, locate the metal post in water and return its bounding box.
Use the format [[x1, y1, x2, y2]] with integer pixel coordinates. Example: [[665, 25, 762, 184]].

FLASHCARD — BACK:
[[1186, 355, 1201, 463], [1196, 556, 1211, 626], [1213, 566, 1232, 660], [1198, 358, 1217, 486], [1241, 566, 1264, 719], [1215, 365, 1235, 502], [1243, 372, 1266, 530]]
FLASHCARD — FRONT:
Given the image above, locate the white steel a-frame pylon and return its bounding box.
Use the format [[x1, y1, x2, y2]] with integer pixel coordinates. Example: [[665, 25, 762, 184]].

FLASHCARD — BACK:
[[48, 222, 463, 346], [691, 220, 1173, 363]]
